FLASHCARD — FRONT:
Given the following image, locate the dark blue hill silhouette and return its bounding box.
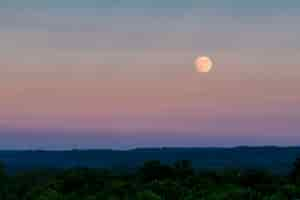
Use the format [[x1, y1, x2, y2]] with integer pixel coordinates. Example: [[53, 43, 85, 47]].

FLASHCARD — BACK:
[[1, 147, 300, 174]]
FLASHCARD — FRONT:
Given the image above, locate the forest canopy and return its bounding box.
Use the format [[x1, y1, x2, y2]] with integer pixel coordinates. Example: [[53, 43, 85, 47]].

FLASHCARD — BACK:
[[1, 157, 300, 200]]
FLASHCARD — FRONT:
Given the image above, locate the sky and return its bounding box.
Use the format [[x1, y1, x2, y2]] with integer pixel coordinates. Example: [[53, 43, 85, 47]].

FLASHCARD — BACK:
[[0, 0, 300, 149]]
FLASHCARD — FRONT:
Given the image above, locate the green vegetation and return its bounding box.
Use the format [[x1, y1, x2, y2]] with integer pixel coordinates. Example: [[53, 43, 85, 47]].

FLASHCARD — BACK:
[[0, 158, 300, 200]]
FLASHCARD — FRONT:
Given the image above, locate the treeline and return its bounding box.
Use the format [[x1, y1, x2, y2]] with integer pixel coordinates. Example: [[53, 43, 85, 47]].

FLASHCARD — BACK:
[[0, 158, 300, 200]]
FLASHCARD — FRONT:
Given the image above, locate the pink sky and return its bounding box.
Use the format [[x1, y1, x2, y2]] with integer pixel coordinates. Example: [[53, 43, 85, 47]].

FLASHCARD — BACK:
[[0, 2, 300, 148]]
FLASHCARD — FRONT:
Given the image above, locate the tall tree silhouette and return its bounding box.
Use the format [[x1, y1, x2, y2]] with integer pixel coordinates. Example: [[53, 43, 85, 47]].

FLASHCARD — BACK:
[[291, 157, 300, 184]]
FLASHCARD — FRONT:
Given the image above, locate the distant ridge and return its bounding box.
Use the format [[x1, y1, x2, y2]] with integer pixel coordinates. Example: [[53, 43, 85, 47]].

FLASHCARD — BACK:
[[1, 147, 300, 174]]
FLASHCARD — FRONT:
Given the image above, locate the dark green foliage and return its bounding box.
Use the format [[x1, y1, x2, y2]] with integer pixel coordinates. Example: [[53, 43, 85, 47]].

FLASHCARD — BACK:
[[139, 160, 174, 182], [1, 157, 300, 199], [174, 160, 194, 179], [0, 161, 6, 200], [137, 190, 162, 200], [0, 161, 5, 182]]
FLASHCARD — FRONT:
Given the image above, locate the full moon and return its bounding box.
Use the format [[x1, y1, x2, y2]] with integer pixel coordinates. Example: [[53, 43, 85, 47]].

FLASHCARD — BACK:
[[195, 56, 213, 73]]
